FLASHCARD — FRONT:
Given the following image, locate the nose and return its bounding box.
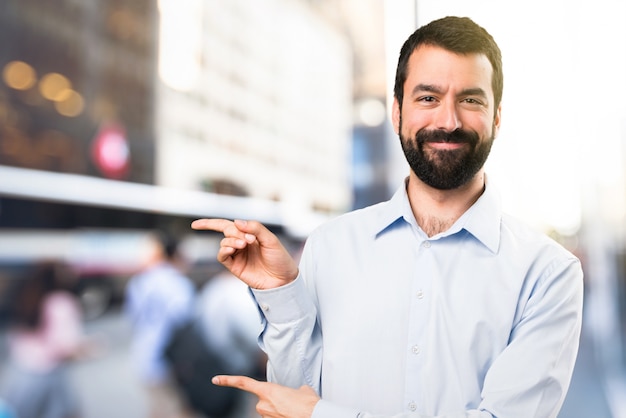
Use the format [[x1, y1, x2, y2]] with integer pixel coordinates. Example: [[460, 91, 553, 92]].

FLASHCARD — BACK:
[[434, 101, 462, 132]]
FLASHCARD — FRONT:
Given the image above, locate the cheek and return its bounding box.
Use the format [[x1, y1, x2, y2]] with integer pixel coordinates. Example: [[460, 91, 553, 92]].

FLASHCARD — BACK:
[[400, 112, 428, 139], [459, 114, 494, 138]]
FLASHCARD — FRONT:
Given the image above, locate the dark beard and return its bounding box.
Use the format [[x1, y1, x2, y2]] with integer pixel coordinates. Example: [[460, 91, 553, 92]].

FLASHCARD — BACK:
[[399, 123, 494, 190]]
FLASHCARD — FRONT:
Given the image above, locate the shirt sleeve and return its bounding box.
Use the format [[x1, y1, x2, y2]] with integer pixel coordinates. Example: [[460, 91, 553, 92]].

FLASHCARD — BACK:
[[251, 275, 323, 392], [477, 256, 584, 416]]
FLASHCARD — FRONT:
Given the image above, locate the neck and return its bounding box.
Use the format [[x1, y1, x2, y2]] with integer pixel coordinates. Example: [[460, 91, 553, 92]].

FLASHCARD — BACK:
[[406, 171, 486, 237]]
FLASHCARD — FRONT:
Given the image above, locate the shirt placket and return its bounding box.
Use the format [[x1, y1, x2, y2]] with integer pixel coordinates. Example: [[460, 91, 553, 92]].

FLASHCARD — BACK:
[[404, 237, 435, 413]]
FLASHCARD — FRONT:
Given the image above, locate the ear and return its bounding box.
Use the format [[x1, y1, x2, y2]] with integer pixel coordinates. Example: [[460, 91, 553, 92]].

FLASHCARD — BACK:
[[492, 104, 502, 138], [392, 98, 401, 134]]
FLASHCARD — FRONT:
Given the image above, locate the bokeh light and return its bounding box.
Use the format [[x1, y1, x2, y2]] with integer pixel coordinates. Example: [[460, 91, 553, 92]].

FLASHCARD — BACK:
[[39, 72, 72, 102], [2, 60, 37, 90], [54, 90, 85, 117]]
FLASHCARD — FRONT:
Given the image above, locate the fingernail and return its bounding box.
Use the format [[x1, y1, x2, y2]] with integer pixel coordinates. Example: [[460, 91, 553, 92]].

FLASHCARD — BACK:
[[212, 376, 219, 384], [244, 234, 255, 243]]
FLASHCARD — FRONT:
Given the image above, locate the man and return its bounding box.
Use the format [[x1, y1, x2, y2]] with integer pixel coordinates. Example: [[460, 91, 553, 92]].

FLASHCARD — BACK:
[[192, 16, 583, 418]]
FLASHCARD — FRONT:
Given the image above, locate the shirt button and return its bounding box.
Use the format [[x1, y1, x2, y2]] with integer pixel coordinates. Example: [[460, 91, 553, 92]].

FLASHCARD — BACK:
[[422, 241, 431, 248], [411, 345, 420, 355], [408, 401, 417, 411], [416, 289, 424, 299], [260, 303, 270, 312]]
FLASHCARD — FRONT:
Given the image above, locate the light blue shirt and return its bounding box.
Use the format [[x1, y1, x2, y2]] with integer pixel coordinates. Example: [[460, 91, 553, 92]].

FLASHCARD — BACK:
[[197, 272, 264, 374], [252, 179, 584, 418], [125, 262, 195, 383]]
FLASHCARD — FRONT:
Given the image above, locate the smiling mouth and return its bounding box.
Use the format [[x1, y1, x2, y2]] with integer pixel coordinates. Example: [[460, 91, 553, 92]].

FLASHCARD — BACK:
[[425, 141, 468, 150]]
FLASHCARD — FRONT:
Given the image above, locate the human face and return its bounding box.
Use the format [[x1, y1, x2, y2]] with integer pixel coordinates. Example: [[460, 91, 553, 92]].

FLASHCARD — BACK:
[[392, 45, 501, 190]]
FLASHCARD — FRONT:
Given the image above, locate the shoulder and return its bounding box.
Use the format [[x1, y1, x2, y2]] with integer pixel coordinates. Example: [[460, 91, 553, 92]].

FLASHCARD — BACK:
[[500, 213, 581, 273], [310, 200, 390, 240], [501, 214, 565, 249]]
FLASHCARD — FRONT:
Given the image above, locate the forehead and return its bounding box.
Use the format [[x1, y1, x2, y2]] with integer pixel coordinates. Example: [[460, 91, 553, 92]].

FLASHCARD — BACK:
[[405, 44, 494, 97]]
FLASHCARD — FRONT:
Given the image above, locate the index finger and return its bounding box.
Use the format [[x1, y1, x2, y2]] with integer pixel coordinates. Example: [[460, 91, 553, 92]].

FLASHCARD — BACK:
[[191, 218, 233, 233], [212, 375, 265, 396]]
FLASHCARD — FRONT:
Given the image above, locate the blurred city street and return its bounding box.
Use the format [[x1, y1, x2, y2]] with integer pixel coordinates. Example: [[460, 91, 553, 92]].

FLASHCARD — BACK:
[[0, 307, 261, 418], [0, 306, 624, 418], [66, 309, 148, 418], [0, 308, 149, 418]]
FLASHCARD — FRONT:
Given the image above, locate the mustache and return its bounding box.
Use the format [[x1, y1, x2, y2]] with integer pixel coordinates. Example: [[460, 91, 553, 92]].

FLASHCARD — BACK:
[[416, 129, 479, 146]]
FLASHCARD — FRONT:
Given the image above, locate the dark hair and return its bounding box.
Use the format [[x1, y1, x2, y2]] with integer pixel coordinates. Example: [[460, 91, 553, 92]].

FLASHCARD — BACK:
[[155, 231, 180, 260], [393, 16, 503, 111], [8, 261, 75, 329]]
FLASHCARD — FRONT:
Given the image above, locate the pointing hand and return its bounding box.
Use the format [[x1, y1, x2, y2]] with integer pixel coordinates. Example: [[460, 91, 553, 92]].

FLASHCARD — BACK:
[[212, 374, 319, 418], [191, 219, 298, 289]]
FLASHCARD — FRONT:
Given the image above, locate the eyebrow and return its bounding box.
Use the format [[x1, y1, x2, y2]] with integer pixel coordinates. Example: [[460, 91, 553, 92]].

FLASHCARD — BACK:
[[411, 83, 443, 97], [411, 83, 488, 99]]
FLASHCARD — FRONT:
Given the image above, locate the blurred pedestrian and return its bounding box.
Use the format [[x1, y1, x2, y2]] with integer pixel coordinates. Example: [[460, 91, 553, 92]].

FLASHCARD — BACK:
[[0, 260, 93, 418], [124, 232, 196, 418], [195, 270, 266, 418]]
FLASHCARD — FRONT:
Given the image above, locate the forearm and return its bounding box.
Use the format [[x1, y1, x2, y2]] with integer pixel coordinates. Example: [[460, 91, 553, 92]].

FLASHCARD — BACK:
[[252, 276, 323, 391]]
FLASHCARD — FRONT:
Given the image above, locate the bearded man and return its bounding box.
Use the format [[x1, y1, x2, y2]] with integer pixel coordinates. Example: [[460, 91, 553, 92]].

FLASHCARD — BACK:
[[192, 16, 583, 418]]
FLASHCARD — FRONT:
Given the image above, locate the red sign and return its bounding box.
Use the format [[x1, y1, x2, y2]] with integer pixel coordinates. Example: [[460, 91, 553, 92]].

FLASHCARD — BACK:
[[91, 123, 130, 179]]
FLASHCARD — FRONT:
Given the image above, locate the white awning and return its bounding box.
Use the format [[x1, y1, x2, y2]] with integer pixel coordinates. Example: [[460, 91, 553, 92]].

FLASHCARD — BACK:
[[0, 165, 331, 238], [0, 165, 288, 226]]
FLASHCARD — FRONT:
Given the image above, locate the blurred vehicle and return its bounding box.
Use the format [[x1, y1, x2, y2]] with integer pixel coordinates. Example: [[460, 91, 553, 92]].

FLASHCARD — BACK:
[[0, 229, 224, 321]]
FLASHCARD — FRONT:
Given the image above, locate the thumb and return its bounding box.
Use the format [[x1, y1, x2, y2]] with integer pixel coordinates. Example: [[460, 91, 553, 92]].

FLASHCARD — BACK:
[[233, 220, 280, 247]]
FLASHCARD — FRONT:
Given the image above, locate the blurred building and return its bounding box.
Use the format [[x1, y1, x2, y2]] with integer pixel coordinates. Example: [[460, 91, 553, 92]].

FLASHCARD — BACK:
[[0, 0, 158, 184], [0, 0, 159, 231], [0, 0, 358, 229], [0, 0, 360, 314], [157, 0, 353, 216], [314, 0, 400, 209]]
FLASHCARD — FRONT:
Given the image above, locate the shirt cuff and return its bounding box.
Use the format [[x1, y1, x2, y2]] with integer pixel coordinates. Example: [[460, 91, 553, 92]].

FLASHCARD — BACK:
[[312, 400, 360, 418], [250, 274, 315, 323]]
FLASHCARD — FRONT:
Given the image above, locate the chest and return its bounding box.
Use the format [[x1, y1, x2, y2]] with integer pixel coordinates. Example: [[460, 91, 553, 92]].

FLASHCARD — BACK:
[[313, 235, 524, 350]]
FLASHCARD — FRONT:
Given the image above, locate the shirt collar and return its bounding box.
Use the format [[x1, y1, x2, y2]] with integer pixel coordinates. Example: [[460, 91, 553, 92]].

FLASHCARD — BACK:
[[373, 178, 412, 236], [461, 177, 502, 253], [374, 176, 502, 253]]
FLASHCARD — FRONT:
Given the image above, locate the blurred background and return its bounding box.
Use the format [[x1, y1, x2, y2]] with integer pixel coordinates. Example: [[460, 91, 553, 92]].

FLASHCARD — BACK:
[[0, 0, 625, 417]]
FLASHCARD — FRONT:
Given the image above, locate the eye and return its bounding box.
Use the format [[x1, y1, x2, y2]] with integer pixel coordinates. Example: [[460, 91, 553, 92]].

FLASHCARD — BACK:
[[462, 97, 485, 106], [417, 95, 438, 105]]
